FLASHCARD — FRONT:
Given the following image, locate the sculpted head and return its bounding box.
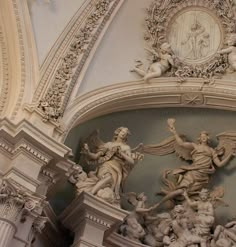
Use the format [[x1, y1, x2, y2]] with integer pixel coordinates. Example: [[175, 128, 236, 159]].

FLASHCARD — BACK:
[[198, 131, 210, 144], [160, 43, 172, 54], [137, 192, 147, 202], [113, 127, 131, 142], [199, 188, 209, 201]]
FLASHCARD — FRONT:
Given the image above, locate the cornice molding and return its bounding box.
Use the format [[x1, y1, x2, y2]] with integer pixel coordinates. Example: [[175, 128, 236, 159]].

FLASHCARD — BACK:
[[61, 78, 236, 141]]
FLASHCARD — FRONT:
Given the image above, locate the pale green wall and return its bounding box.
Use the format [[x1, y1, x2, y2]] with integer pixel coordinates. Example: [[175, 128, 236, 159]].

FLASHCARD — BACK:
[[53, 107, 236, 223]]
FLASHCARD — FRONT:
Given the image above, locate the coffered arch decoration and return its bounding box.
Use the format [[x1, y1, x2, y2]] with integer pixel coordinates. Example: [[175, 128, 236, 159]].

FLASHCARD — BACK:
[[60, 78, 236, 143], [35, 0, 125, 122], [0, 0, 39, 120]]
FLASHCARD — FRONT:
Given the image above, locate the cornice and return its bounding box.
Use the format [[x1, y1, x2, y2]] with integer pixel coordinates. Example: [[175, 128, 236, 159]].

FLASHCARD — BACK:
[[61, 78, 236, 141], [0, 118, 72, 159]]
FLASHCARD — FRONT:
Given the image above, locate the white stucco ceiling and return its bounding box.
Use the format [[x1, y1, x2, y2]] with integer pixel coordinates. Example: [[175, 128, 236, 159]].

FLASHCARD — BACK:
[[27, 0, 86, 65]]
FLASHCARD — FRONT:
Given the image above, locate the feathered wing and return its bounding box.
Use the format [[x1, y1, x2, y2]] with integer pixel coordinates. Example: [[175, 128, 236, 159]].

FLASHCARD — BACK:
[[79, 130, 104, 165], [83, 129, 104, 152], [215, 132, 236, 158], [141, 135, 192, 161], [209, 186, 228, 208]]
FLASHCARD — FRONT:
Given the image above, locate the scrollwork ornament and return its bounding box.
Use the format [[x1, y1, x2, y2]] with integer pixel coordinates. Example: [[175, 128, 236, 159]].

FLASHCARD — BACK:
[[38, 0, 115, 122], [142, 0, 236, 81]]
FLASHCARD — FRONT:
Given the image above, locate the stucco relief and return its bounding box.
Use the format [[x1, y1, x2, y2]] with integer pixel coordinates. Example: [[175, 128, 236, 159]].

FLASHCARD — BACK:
[[131, 0, 236, 82], [168, 10, 221, 64]]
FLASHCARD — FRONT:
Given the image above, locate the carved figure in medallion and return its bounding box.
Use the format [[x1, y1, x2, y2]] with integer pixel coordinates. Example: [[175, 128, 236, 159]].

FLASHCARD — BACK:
[[80, 128, 143, 204], [181, 21, 206, 59], [131, 43, 175, 82], [218, 34, 236, 72]]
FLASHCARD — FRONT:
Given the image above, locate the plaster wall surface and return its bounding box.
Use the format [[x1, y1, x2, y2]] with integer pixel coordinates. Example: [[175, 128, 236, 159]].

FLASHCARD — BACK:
[[77, 0, 153, 96], [27, 0, 85, 65]]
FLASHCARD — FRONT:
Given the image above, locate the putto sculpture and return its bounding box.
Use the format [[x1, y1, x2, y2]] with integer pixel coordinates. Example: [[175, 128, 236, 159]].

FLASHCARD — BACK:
[[131, 43, 175, 82]]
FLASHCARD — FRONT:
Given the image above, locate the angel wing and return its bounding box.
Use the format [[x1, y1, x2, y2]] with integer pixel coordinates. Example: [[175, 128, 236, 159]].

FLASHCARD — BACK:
[[141, 135, 192, 161], [144, 46, 160, 58], [83, 129, 104, 152], [209, 186, 228, 208], [215, 132, 236, 158]]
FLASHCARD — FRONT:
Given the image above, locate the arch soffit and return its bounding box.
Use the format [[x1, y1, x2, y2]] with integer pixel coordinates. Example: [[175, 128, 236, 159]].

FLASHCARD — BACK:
[[0, 0, 39, 120], [61, 78, 236, 142]]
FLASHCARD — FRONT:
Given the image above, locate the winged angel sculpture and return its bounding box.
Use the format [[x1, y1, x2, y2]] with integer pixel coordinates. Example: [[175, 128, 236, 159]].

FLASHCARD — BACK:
[[142, 118, 235, 208], [74, 127, 143, 205]]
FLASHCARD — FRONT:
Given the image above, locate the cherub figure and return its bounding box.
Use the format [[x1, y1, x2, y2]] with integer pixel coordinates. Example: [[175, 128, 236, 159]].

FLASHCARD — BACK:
[[218, 34, 236, 72], [131, 43, 175, 82], [141, 118, 235, 207], [81, 128, 143, 204], [120, 192, 150, 243]]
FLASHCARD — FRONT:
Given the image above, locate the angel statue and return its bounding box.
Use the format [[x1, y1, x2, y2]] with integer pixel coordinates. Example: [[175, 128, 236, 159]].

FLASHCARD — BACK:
[[80, 127, 143, 205], [130, 42, 175, 82], [142, 118, 235, 208]]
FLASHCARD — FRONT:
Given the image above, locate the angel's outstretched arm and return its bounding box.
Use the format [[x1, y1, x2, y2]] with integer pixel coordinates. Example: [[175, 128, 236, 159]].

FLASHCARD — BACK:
[[169, 127, 194, 150], [213, 151, 233, 167], [183, 190, 198, 208], [218, 47, 234, 54]]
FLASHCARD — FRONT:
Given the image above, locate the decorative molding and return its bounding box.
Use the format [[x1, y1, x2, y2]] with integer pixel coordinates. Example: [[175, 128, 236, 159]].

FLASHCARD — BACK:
[[61, 78, 236, 142], [10, 0, 27, 120], [0, 25, 9, 115], [140, 0, 236, 80], [181, 92, 204, 105], [35, 0, 124, 122], [85, 213, 111, 228]]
